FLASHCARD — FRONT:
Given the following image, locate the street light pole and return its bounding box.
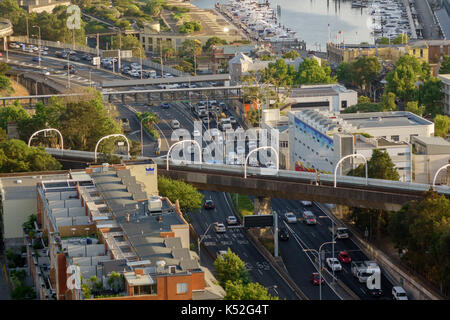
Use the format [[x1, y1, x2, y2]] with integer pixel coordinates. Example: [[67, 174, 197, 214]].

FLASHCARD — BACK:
[[198, 223, 214, 262], [32, 25, 41, 68], [319, 215, 336, 283], [304, 240, 336, 300]]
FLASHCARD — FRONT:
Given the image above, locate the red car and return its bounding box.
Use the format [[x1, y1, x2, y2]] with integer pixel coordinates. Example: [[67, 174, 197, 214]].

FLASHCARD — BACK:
[[310, 272, 324, 285], [204, 200, 215, 210], [338, 251, 352, 264]]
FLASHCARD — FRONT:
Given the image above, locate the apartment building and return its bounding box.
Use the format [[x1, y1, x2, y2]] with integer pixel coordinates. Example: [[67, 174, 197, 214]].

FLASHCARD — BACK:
[[30, 161, 213, 300], [438, 74, 450, 116], [288, 109, 435, 181]]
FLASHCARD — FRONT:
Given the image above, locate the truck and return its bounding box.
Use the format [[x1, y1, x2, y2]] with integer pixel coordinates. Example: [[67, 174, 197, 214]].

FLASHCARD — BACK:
[[195, 103, 207, 118], [351, 261, 380, 283], [330, 226, 350, 239]]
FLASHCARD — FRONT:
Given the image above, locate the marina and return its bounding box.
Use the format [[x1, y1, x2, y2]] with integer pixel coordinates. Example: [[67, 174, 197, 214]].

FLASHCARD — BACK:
[[215, 0, 306, 53], [366, 0, 419, 42]]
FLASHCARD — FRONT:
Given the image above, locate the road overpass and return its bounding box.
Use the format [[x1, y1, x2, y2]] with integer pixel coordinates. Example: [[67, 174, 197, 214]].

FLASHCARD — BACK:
[[44, 148, 450, 211], [101, 74, 231, 88]]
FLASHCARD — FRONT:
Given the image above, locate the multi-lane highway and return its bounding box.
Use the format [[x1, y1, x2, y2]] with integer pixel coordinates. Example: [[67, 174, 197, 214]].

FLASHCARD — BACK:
[[3, 46, 396, 300]]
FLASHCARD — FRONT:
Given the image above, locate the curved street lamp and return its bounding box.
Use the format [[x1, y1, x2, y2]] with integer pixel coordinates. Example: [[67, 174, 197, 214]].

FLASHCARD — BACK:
[[166, 139, 202, 171], [94, 134, 130, 163], [28, 128, 64, 150], [432, 164, 450, 187], [334, 153, 368, 188], [244, 146, 279, 178]]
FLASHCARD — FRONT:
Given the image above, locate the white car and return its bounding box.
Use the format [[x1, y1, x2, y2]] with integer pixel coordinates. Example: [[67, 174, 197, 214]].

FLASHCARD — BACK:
[[9, 43, 20, 49], [301, 200, 312, 206], [193, 129, 201, 137], [226, 216, 238, 225], [210, 128, 219, 136], [392, 286, 408, 300], [326, 258, 342, 271], [214, 222, 226, 233], [171, 120, 180, 129], [229, 116, 237, 124], [39, 69, 50, 76], [284, 212, 297, 223]]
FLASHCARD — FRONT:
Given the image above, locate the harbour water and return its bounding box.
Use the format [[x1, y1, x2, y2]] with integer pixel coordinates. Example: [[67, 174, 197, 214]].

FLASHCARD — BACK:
[[191, 0, 376, 51]]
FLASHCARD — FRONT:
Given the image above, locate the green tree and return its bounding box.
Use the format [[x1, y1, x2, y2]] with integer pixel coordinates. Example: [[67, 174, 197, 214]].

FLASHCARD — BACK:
[[0, 75, 12, 94], [0, 139, 62, 173], [0, 62, 11, 75], [224, 280, 278, 300], [388, 190, 450, 294], [386, 55, 431, 104], [405, 100, 425, 116], [282, 50, 300, 60], [439, 54, 450, 74], [336, 62, 354, 86], [180, 39, 202, 74], [392, 34, 409, 44], [418, 77, 443, 117], [349, 149, 400, 181], [157, 176, 203, 212], [204, 37, 227, 51], [143, 0, 166, 16], [213, 248, 249, 286], [377, 37, 390, 45], [381, 92, 397, 111], [350, 56, 382, 95], [434, 114, 450, 138], [294, 58, 336, 85], [111, 34, 146, 59], [0, 101, 31, 131], [358, 96, 371, 104]]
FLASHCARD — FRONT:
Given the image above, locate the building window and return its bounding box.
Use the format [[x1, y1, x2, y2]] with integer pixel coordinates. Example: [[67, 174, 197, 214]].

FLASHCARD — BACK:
[[391, 135, 400, 142], [177, 283, 189, 294], [135, 284, 157, 295], [341, 100, 347, 109], [420, 49, 423, 58]]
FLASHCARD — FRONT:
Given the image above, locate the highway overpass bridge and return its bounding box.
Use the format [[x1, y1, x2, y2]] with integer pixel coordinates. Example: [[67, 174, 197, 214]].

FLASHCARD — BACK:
[[101, 74, 231, 88], [45, 148, 450, 211], [0, 85, 242, 106]]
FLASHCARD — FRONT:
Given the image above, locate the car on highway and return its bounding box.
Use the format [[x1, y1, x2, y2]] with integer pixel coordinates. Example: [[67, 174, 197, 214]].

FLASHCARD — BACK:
[[218, 102, 227, 111], [226, 216, 238, 225], [24, 47, 34, 53], [284, 212, 297, 223], [38, 69, 50, 76], [171, 120, 180, 129], [32, 56, 42, 62], [193, 129, 201, 137], [70, 55, 80, 62], [338, 251, 352, 264], [368, 288, 383, 298], [160, 103, 170, 109], [279, 226, 289, 241], [214, 222, 226, 233], [326, 257, 342, 271], [204, 200, 215, 210], [202, 117, 211, 125], [40, 51, 48, 55], [229, 116, 237, 125], [310, 272, 324, 285], [392, 286, 408, 300], [9, 42, 20, 49], [301, 200, 312, 206], [302, 211, 317, 225]]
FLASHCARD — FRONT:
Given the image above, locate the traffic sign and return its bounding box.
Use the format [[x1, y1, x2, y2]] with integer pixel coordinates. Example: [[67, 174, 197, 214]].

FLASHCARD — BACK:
[[243, 215, 274, 228]]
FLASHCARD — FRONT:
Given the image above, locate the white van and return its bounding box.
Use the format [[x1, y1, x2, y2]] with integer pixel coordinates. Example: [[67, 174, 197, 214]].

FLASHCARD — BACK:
[[171, 120, 180, 129]]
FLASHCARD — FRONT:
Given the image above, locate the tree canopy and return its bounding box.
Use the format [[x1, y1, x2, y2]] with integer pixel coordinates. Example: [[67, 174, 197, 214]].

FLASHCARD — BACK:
[[224, 280, 278, 300], [213, 248, 249, 286], [388, 190, 450, 295], [0, 139, 61, 173], [157, 176, 204, 212], [295, 58, 336, 85], [348, 149, 400, 181], [434, 114, 450, 138]]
